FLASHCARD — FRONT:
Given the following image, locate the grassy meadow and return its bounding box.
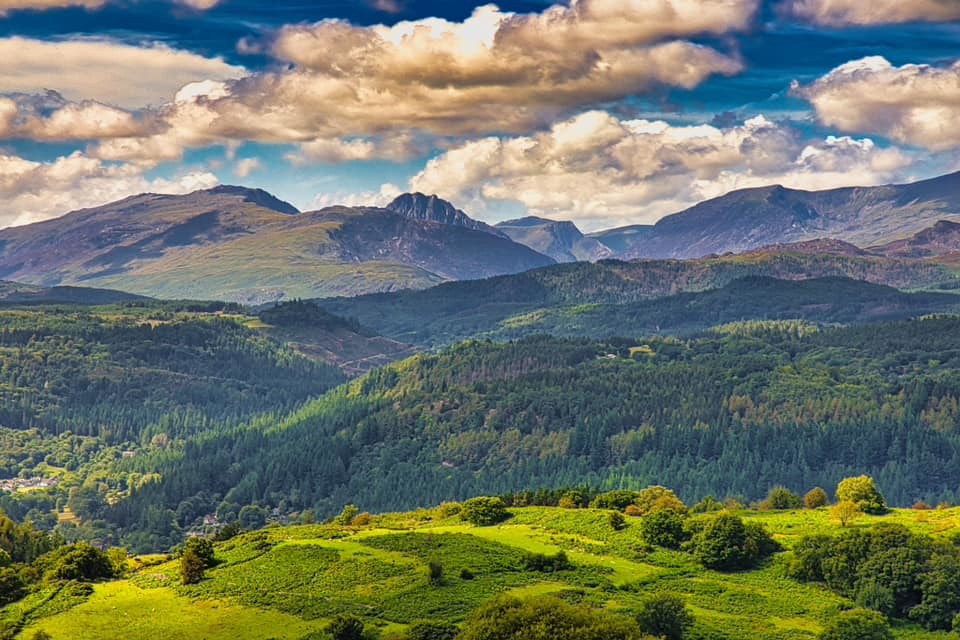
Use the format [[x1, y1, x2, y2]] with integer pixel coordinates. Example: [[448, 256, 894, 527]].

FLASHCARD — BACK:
[[17, 505, 960, 640]]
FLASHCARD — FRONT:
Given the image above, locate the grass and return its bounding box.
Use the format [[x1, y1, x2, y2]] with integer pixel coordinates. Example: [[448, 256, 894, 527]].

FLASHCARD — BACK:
[[11, 505, 960, 639]]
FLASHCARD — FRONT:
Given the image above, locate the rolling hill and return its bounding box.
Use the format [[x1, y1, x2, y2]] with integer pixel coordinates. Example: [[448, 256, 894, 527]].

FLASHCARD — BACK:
[[0, 188, 553, 304], [599, 171, 960, 259], [319, 250, 957, 347]]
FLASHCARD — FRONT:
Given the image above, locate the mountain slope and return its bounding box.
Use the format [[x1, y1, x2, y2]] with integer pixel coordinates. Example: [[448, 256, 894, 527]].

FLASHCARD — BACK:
[[604, 172, 960, 259], [873, 219, 960, 261], [0, 188, 554, 303], [495, 216, 612, 262], [319, 251, 956, 346], [386, 192, 506, 237]]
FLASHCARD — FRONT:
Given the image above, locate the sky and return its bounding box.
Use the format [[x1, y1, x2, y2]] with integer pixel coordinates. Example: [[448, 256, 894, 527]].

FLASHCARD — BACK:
[[0, 0, 958, 231]]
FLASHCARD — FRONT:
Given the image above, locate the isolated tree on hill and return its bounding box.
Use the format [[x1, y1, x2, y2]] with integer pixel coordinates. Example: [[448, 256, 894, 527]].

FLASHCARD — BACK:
[[635, 486, 687, 515], [761, 486, 802, 511], [641, 509, 687, 549], [180, 548, 205, 585], [831, 500, 862, 528], [836, 476, 886, 515], [635, 592, 694, 640], [817, 609, 893, 640], [184, 537, 215, 568], [804, 487, 829, 509], [460, 497, 509, 526]]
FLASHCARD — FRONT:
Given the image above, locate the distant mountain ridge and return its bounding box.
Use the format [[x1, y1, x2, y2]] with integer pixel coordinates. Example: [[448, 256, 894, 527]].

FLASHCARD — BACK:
[[386, 193, 505, 237], [0, 188, 554, 304], [600, 172, 960, 259], [495, 216, 612, 262]]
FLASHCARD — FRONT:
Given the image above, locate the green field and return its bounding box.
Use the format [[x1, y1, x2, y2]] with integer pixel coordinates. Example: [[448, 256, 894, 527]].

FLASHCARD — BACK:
[[18, 505, 960, 639]]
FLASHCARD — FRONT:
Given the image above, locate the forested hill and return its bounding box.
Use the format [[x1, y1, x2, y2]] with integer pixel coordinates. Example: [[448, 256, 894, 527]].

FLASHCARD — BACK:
[[106, 316, 960, 550]]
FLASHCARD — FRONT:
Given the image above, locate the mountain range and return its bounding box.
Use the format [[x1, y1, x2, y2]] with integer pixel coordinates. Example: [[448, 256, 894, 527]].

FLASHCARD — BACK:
[[1, 171, 960, 304]]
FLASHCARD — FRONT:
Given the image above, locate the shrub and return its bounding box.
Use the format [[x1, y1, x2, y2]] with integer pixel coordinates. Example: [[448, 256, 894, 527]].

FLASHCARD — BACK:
[[760, 486, 802, 511], [636, 486, 687, 515], [804, 487, 829, 509], [609, 512, 627, 531], [460, 497, 509, 527], [0, 568, 25, 606], [41, 543, 114, 582], [590, 491, 640, 511], [831, 501, 861, 528], [817, 609, 893, 640], [523, 550, 572, 573], [437, 502, 462, 518], [427, 560, 444, 586], [326, 615, 365, 640], [184, 537, 215, 568], [836, 476, 886, 515], [641, 509, 687, 549], [635, 592, 694, 640], [180, 548, 206, 585], [408, 621, 459, 640], [624, 505, 643, 517], [351, 512, 372, 527], [334, 504, 360, 526], [457, 595, 644, 640], [688, 513, 779, 571], [912, 501, 932, 511], [459, 568, 474, 580]]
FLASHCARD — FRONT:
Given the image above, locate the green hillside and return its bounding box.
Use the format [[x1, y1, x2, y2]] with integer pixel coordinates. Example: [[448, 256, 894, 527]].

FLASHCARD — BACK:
[[13, 503, 960, 640], [319, 257, 958, 347], [99, 316, 960, 553]]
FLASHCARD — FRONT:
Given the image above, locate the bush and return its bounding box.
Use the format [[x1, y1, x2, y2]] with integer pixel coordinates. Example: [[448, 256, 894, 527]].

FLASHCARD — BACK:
[[427, 560, 444, 586], [636, 486, 687, 515], [408, 621, 459, 640], [688, 513, 779, 571], [180, 548, 205, 585], [804, 487, 829, 509], [760, 486, 802, 511], [334, 504, 360, 526], [457, 595, 644, 640], [351, 512, 372, 526], [836, 476, 886, 515], [460, 497, 510, 527], [624, 505, 643, 517], [817, 609, 893, 640], [0, 568, 25, 606], [523, 550, 571, 573], [183, 537, 215, 568], [326, 615, 366, 640], [609, 512, 627, 531], [635, 592, 694, 640], [831, 500, 861, 527], [459, 568, 474, 580], [641, 509, 687, 549], [590, 491, 640, 511], [41, 543, 114, 582], [690, 496, 724, 514]]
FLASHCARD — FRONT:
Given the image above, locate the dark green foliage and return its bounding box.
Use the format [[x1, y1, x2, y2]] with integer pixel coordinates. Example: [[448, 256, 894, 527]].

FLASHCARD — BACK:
[[39, 542, 114, 582], [836, 476, 886, 515], [789, 524, 960, 630], [590, 491, 640, 511], [183, 537, 215, 568], [460, 498, 509, 527], [407, 621, 458, 640], [457, 595, 645, 640], [687, 513, 779, 571], [641, 509, 687, 549], [817, 609, 893, 640], [522, 550, 571, 573], [760, 486, 802, 511], [325, 615, 365, 640], [459, 568, 474, 581], [690, 497, 724, 514], [608, 511, 627, 531], [427, 560, 444, 586], [635, 592, 694, 640], [180, 548, 205, 585], [0, 567, 25, 606]]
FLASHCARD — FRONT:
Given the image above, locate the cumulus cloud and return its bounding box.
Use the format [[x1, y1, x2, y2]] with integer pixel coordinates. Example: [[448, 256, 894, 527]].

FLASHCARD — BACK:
[[175, 0, 219, 9], [309, 183, 403, 210], [780, 0, 960, 25], [0, 151, 217, 227], [91, 0, 754, 165], [407, 111, 912, 229], [0, 37, 244, 109], [797, 56, 960, 151]]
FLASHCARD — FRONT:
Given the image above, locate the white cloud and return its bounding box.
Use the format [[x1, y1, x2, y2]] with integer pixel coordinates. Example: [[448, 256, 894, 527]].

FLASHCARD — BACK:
[[309, 183, 403, 210], [233, 157, 261, 178], [0, 37, 244, 109], [797, 56, 960, 151], [407, 111, 913, 230], [90, 1, 754, 165], [175, 0, 219, 9], [0, 150, 218, 227], [780, 0, 960, 25]]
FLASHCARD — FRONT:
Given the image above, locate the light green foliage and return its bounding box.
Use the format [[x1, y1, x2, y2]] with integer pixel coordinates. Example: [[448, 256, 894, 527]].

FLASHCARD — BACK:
[[836, 476, 887, 515], [817, 609, 893, 640], [641, 509, 687, 549], [761, 486, 802, 511], [635, 486, 687, 515], [804, 487, 829, 509]]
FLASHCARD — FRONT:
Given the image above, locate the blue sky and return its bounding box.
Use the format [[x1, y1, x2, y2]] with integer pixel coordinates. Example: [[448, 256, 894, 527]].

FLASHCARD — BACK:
[[0, 0, 958, 230]]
